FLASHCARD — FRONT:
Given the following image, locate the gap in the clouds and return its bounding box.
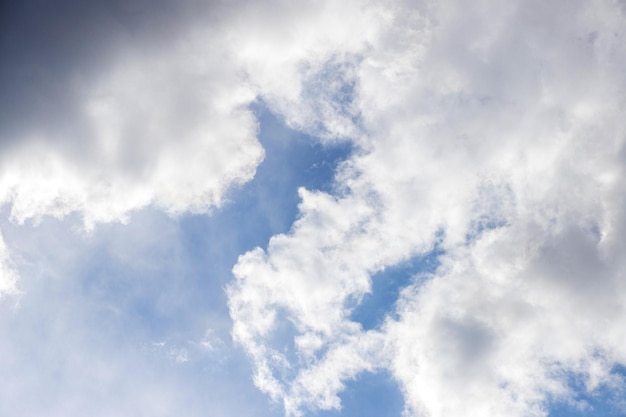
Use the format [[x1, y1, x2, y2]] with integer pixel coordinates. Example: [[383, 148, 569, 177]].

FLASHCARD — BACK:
[[465, 218, 509, 242], [173, 102, 353, 336], [350, 247, 443, 331], [300, 58, 363, 138], [315, 370, 404, 417], [0, 102, 353, 342], [0, 101, 354, 417], [548, 365, 626, 417], [71, 101, 353, 347], [0, 100, 353, 350], [206, 101, 354, 249], [178, 101, 353, 278]]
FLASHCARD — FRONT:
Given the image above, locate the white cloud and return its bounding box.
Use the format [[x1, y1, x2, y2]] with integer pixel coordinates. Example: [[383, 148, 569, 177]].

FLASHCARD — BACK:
[[228, 0, 626, 416], [2, 0, 626, 416], [0, 233, 19, 298]]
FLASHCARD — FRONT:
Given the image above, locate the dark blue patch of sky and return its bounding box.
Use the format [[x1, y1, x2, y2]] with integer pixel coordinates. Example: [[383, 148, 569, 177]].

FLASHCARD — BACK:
[[350, 248, 443, 331]]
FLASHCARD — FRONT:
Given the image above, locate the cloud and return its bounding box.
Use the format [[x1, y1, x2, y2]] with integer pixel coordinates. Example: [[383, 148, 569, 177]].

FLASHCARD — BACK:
[[0, 232, 18, 297], [0, 0, 387, 292], [0, 0, 382, 290], [2, 0, 626, 416], [227, 0, 626, 416], [224, 0, 388, 141], [0, 0, 267, 292], [0, 2, 264, 226]]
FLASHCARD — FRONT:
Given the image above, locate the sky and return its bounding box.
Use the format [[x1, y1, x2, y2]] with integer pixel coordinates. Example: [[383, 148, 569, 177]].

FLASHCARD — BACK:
[[1, 0, 626, 416]]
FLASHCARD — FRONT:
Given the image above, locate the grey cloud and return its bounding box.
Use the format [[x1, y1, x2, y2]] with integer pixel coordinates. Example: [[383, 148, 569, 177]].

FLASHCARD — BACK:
[[0, 0, 265, 226], [0, 0, 267, 294], [0, 0, 219, 154]]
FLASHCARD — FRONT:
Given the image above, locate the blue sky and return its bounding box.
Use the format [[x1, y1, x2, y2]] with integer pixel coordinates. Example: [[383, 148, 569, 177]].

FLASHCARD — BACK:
[[0, 104, 352, 416], [1, 1, 626, 417]]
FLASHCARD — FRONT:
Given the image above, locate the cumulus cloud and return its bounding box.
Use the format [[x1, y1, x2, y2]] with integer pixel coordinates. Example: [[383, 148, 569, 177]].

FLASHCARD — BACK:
[[3, 0, 626, 416], [228, 0, 626, 416]]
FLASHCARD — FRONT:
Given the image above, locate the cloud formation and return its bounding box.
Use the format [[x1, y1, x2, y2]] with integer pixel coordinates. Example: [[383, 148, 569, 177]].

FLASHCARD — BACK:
[[3, 0, 626, 416], [228, 0, 626, 416]]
